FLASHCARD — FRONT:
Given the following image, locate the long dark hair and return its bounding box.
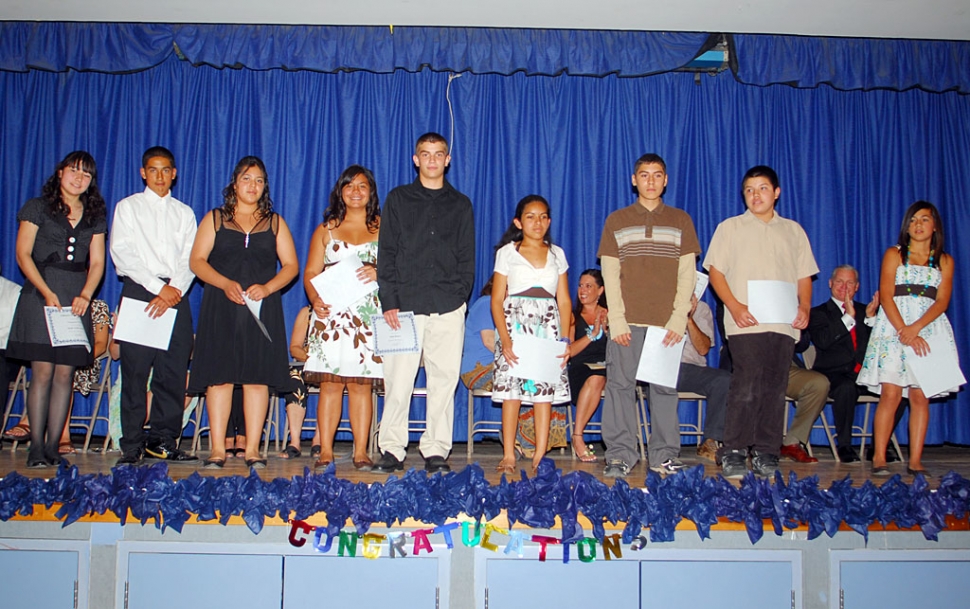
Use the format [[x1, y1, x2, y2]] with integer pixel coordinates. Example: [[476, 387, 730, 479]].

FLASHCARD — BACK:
[[494, 194, 552, 252], [898, 200, 945, 268], [41, 151, 107, 222], [221, 156, 273, 222], [324, 165, 380, 232], [573, 268, 607, 316]]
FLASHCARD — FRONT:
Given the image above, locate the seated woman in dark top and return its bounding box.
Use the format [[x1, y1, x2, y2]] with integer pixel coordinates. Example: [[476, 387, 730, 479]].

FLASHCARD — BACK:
[[567, 269, 608, 462]]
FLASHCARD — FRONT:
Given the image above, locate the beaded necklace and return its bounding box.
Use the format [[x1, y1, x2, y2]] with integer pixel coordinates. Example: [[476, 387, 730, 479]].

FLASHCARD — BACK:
[[904, 249, 934, 298]]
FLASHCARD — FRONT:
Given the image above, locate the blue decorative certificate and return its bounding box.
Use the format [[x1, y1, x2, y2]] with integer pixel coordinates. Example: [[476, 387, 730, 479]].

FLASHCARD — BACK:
[[370, 312, 419, 355]]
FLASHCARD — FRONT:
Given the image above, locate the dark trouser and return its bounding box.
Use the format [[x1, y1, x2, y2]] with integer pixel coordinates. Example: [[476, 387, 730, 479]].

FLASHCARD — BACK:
[[677, 363, 731, 442], [823, 369, 864, 448], [822, 369, 907, 448], [118, 278, 193, 453], [723, 333, 794, 457]]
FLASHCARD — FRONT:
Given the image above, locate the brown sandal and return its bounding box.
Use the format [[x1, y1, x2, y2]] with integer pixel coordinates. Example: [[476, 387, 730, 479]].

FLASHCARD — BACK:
[[59, 441, 77, 455], [495, 460, 516, 475], [3, 422, 30, 441]]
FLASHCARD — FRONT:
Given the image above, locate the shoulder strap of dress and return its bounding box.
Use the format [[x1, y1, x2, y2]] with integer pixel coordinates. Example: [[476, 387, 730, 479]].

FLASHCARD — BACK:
[[270, 212, 279, 235], [213, 208, 224, 232]]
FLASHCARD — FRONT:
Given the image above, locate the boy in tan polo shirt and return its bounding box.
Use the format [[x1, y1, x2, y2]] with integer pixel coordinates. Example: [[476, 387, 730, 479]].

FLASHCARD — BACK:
[[703, 165, 818, 479]]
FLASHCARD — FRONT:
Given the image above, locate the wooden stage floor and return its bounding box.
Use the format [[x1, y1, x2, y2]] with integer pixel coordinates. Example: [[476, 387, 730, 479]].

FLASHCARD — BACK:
[[1, 438, 967, 487]]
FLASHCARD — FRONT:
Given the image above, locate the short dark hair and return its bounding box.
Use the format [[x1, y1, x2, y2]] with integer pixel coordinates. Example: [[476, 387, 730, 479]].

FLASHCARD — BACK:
[[633, 153, 666, 174], [142, 146, 176, 169], [742, 165, 780, 190], [415, 132, 449, 154]]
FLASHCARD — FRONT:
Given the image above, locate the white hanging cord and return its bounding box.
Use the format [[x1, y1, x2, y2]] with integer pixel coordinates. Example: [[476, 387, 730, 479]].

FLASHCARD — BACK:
[[446, 72, 462, 156]]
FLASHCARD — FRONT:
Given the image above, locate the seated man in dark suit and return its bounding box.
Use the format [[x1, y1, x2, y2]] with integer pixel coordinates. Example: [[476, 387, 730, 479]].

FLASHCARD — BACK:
[[808, 265, 878, 462]]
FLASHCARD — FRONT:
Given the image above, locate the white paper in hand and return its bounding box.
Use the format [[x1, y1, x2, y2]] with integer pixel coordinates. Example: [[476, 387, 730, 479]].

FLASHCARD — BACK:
[[747, 280, 798, 324], [242, 293, 272, 341], [309, 256, 379, 314], [635, 326, 685, 387], [904, 333, 966, 398], [507, 333, 567, 386], [113, 296, 177, 350]]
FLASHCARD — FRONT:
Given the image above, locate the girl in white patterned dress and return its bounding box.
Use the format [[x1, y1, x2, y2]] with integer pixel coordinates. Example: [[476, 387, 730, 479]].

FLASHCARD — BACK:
[[857, 201, 961, 476], [491, 195, 571, 474], [302, 165, 383, 471]]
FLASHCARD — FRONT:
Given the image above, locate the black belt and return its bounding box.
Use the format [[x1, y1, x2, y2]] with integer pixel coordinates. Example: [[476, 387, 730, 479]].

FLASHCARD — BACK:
[[894, 284, 937, 300]]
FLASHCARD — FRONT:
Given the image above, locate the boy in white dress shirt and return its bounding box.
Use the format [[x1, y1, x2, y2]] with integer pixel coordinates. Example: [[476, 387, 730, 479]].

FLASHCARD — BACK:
[[110, 147, 199, 464]]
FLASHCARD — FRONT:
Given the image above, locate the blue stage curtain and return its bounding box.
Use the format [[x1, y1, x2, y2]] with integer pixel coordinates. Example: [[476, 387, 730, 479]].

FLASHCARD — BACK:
[[0, 22, 710, 77], [175, 25, 712, 76], [0, 22, 175, 72], [1, 38, 969, 445], [733, 34, 970, 93]]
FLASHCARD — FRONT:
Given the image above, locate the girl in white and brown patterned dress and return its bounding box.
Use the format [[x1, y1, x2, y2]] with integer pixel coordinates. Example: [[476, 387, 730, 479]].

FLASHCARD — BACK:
[[491, 195, 571, 475], [303, 165, 383, 471]]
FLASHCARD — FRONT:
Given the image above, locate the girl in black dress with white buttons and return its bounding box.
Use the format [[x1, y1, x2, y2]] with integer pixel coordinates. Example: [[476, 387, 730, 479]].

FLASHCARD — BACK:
[[7, 151, 107, 468]]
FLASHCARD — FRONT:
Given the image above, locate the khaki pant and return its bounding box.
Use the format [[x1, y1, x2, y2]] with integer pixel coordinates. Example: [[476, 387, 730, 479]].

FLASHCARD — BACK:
[[378, 305, 466, 461]]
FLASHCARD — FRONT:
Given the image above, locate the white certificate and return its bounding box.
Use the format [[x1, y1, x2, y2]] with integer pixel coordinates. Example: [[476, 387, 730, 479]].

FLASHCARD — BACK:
[[113, 296, 177, 350], [309, 257, 378, 314], [747, 280, 798, 324], [43, 306, 90, 351], [905, 333, 967, 398], [242, 293, 272, 342], [507, 333, 567, 386], [635, 326, 685, 387], [370, 312, 419, 355], [693, 271, 709, 301]]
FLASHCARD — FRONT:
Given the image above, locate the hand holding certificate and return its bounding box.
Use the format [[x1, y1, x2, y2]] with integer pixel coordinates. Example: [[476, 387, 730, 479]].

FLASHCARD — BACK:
[[371, 311, 419, 355], [904, 333, 966, 398], [636, 326, 685, 387], [113, 296, 177, 350], [44, 306, 91, 351], [747, 280, 798, 324], [506, 333, 567, 385], [309, 256, 379, 315], [242, 293, 272, 342]]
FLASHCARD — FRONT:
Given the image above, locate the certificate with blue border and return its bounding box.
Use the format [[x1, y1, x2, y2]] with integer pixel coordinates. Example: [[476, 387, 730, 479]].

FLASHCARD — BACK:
[[371, 312, 419, 355]]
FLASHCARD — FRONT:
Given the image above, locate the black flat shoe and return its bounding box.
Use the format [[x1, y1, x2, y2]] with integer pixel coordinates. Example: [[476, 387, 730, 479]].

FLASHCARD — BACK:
[[203, 458, 225, 469], [907, 467, 932, 478], [245, 458, 267, 469], [872, 466, 891, 477], [26, 458, 49, 469]]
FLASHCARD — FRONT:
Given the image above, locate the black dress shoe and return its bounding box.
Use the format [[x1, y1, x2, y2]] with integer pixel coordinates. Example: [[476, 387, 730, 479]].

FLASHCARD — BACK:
[[424, 455, 451, 473], [371, 452, 404, 473], [837, 446, 860, 463]]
